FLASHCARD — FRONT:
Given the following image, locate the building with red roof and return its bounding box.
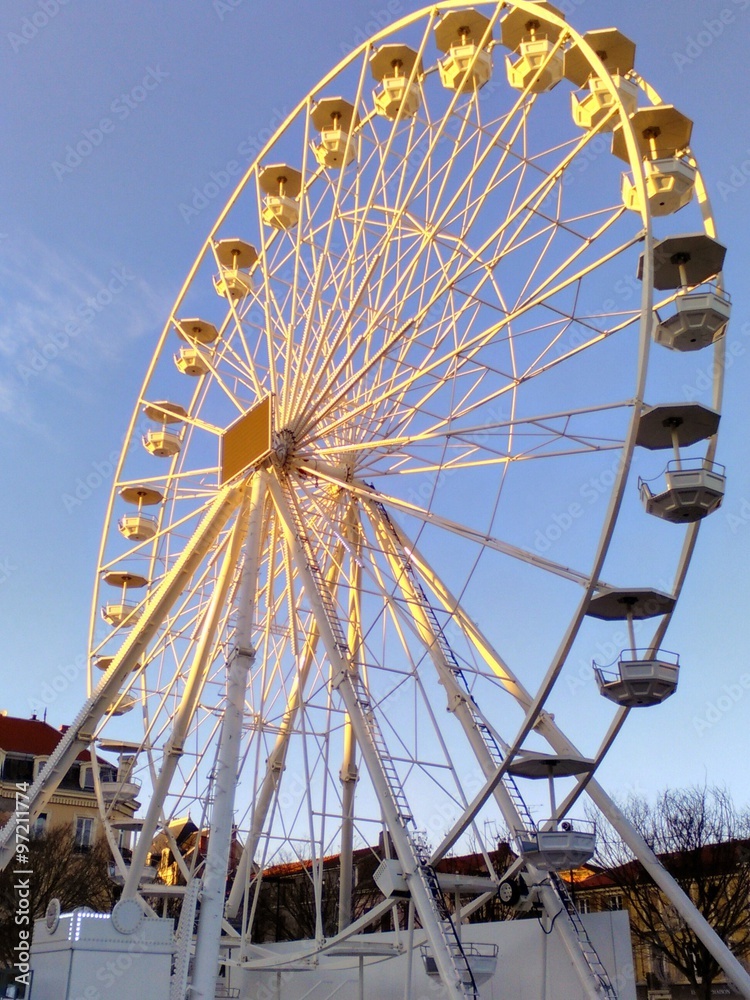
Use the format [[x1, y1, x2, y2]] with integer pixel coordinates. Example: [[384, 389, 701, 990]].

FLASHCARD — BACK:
[[0, 712, 136, 851]]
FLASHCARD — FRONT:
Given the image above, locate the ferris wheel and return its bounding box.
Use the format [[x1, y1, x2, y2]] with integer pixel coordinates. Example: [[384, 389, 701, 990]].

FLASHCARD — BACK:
[[3, 3, 744, 999]]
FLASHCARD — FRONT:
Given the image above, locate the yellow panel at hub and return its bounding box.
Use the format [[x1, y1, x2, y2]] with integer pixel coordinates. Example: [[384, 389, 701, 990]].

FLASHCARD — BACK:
[[220, 396, 273, 484]]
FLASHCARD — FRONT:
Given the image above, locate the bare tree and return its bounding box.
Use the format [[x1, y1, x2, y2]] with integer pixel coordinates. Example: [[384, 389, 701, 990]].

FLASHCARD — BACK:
[[0, 825, 114, 967], [593, 785, 750, 1000]]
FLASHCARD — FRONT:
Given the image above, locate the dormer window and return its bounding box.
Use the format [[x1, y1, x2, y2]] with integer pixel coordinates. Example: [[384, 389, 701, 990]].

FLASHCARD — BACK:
[[2, 753, 34, 783]]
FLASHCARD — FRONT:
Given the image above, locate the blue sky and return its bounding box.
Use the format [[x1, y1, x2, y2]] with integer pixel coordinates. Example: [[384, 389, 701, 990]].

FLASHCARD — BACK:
[[1, 0, 749, 815]]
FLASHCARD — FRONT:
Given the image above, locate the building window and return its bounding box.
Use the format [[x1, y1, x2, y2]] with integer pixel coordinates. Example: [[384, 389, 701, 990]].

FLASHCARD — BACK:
[[34, 757, 49, 780], [74, 816, 94, 851], [81, 765, 95, 790], [607, 894, 623, 911], [32, 813, 47, 838], [2, 754, 34, 783], [577, 896, 592, 914], [61, 762, 81, 789]]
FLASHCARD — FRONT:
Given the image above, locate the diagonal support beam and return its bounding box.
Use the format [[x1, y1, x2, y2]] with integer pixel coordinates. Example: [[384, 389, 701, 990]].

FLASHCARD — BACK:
[[225, 537, 345, 923], [390, 519, 750, 1000], [367, 500, 612, 1000], [268, 472, 477, 1000], [0, 483, 243, 873], [191, 476, 266, 1000]]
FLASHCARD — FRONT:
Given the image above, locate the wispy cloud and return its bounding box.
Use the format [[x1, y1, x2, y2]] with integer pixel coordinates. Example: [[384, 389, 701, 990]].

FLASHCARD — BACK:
[[0, 231, 168, 430]]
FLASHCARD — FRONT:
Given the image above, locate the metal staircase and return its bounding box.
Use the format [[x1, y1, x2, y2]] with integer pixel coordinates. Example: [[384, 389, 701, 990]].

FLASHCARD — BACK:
[[171, 876, 202, 1000], [279, 476, 478, 999], [375, 501, 537, 832], [551, 872, 618, 999], [373, 500, 618, 1000]]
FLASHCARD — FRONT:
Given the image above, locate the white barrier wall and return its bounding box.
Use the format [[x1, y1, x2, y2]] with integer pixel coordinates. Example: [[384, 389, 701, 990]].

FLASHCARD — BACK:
[[29, 909, 173, 1000], [238, 911, 637, 1000]]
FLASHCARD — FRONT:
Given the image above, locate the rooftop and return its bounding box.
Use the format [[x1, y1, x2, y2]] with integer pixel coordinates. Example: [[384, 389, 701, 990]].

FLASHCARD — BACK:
[[0, 713, 96, 764]]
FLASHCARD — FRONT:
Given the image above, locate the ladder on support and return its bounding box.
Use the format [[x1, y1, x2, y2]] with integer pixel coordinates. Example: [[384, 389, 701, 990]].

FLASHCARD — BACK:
[[279, 477, 478, 1000], [551, 872, 618, 999], [171, 876, 202, 1000], [374, 500, 536, 832], [374, 500, 618, 1000], [349, 670, 478, 998]]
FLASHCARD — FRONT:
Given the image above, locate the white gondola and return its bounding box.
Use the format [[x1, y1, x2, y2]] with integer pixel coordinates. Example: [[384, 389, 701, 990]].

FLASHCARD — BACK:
[[212, 239, 258, 300], [311, 97, 359, 168], [422, 944, 499, 984], [259, 164, 302, 230], [635, 402, 724, 522], [142, 401, 187, 457], [643, 233, 731, 351], [507, 753, 596, 870], [564, 29, 637, 131], [655, 287, 731, 351], [118, 512, 158, 540], [101, 603, 142, 627], [515, 820, 597, 871], [370, 44, 423, 119], [142, 428, 181, 457], [594, 649, 679, 707], [107, 862, 158, 886], [435, 9, 494, 92], [104, 695, 137, 716], [586, 589, 681, 707], [118, 485, 162, 542], [613, 105, 695, 216], [639, 458, 726, 523], [174, 346, 210, 376], [100, 571, 149, 630], [100, 778, 142, 800], [571, 75, 638, 130], [502, 2, 565, 94]]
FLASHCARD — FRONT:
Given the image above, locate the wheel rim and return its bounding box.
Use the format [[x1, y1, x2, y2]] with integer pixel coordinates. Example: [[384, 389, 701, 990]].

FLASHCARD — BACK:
[[84, 1, 724, 980]]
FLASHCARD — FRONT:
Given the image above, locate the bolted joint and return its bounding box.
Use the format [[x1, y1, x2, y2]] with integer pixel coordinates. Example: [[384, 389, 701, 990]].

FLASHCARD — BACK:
[[232, 644, 255, 661], [340, 763, 359, 782], [272, 427, 296, 469], [446, 690, 467, 713]]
